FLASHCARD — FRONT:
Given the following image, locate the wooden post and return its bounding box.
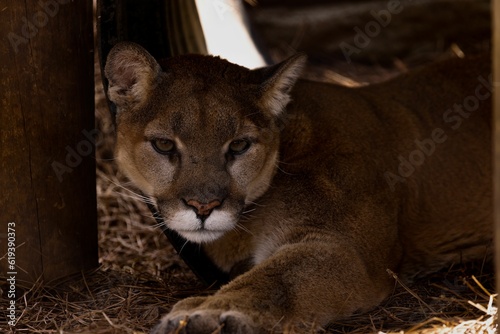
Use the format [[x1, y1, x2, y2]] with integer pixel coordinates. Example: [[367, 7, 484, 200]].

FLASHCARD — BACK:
[[494, 0, 500, 319], [0, 0, 97, 284]]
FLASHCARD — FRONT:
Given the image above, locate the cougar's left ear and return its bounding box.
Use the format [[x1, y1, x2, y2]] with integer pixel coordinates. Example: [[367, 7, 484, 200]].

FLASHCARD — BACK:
[[104, 42, 162, 112], [257, 53, 307, 117]]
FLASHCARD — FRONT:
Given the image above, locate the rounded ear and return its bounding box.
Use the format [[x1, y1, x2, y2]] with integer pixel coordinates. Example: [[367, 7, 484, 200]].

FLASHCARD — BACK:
[[256, 53, 307, 117], [104, 42, 162, 111]]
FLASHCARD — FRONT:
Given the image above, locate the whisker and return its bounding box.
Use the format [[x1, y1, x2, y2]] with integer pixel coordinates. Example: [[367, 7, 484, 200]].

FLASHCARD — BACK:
[[245, 200, 267, 207], [242, 208, 257, 215], [240, 215, 259, 224], [137, 212, 157, 221], [178, 239, 190, 255], [99, 172, 149, 197], [152, 221, 167, 230], [235, 223, 253, 236], [98, 173, 158, 207], [275, 162, 295, 176], [117, 188, 152, 202], [116, 192, 156, 205]]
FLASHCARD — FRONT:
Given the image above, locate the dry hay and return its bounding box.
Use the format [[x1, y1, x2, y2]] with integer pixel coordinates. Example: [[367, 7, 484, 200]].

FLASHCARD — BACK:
[[1, 8, 497, 333]]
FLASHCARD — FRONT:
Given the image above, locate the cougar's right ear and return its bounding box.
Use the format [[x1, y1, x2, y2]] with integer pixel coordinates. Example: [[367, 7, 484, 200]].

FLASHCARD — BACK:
[[104, 42, 162, 112]]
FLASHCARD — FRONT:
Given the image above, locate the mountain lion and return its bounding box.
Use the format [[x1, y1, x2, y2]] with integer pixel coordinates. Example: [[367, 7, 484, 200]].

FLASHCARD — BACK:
[[104, 42, 492, 333]]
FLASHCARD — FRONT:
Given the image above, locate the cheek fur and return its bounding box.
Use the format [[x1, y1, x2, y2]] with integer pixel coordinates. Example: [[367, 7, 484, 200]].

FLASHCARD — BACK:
[[116, 146, 155, 195], [117, 140, 177, 197], [229, 146, 279, 202], [245, 150, 279, 203]]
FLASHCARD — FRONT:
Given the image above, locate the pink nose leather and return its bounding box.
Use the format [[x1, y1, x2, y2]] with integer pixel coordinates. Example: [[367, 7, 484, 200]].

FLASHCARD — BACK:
[[187, 199, 222, 217]]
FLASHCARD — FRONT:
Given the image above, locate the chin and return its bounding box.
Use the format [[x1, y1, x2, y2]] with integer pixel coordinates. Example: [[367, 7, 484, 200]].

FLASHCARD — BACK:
[[176, 230, 227, 244]]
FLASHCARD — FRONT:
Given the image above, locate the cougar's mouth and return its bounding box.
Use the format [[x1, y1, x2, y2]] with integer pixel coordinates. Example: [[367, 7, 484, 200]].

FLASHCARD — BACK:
[[167, 209, 238, 244]]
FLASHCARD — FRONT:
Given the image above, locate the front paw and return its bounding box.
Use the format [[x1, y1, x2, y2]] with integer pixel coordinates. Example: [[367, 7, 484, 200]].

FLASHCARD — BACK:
[[151, 309, 259, 334]]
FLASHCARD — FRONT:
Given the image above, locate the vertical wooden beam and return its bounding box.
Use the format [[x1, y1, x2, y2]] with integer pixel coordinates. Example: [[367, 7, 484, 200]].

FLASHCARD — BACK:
[[494, 0, 500, 319], [0, 0, 97, 284]]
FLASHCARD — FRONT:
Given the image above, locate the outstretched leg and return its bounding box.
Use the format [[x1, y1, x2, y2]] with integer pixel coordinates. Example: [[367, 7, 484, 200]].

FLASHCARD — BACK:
[[152, 239, 395, 334]]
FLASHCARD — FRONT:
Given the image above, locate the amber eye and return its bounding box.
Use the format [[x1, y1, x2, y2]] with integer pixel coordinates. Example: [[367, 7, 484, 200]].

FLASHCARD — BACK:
[[229, 139, 251, 155], [151, 139, 175, 155]]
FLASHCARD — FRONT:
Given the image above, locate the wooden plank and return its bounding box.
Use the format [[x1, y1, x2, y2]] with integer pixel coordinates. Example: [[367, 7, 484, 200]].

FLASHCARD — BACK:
[[494, 0, 500, 321], [0, 0, 97, 284]]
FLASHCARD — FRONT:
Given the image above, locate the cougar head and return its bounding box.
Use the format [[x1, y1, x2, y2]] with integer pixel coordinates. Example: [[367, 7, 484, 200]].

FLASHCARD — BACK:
[[104, 42, 305, 243]]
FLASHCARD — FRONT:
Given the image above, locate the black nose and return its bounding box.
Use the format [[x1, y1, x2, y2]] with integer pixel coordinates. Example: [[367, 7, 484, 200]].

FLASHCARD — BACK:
[[185, 199, 222, 221]]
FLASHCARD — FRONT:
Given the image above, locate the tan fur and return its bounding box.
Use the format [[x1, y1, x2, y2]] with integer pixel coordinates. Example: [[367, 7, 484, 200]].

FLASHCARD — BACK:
[[105, 42, 492, 333]]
